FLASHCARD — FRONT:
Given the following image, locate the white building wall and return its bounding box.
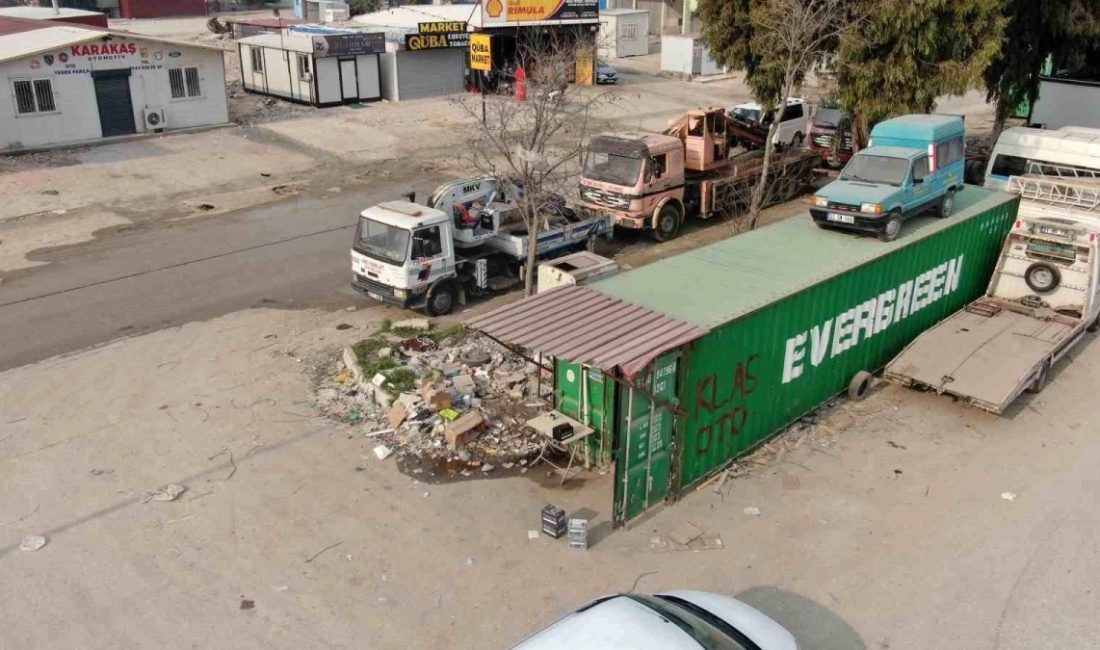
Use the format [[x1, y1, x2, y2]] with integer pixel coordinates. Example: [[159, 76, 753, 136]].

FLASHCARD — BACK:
[[355, 54, 380, 101], [315, 57, 341, 103], [378, 52, 398, 102], [1031, 79, 1100, 130], [1, 38, 227, 151]]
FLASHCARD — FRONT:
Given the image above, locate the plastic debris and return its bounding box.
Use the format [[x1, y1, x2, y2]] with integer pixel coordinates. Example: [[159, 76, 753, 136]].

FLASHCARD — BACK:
[[20, 535, 47, 552], [147, 484, 186, 502], [373, 445, 394, 460], [528, 530, 540, 540], [1001, 492, 1017, 502], [743, 506, 761, 516]]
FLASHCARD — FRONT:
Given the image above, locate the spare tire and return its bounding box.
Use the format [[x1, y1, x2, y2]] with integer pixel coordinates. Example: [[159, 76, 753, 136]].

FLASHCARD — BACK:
[[1024, 262, 1061, 293]]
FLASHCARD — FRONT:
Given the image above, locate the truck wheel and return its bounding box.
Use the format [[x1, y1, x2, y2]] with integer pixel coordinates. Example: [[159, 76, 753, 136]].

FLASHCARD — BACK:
[[425, 281, 457, 316], [791, 132, 804, 148], [1024, 262, 1061, 293], [1026, 359, 1051, 394], [936, 190, 956, 218], [848, 370, 873, 401], [878, 212, 903, 242], [652, 204, 681, 242]]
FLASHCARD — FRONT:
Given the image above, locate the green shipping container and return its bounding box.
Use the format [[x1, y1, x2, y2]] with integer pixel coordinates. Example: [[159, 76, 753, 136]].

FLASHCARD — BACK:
[[593, 186, 1018, 524]]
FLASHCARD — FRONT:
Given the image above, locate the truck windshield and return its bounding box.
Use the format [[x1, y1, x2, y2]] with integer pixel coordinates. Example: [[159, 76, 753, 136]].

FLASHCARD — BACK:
[[354, 217, 410, 265], [840, 154, 909, 186], [731, 106, 762, 124], [813, 108, 845, 128], [585, 151, 642, 186]]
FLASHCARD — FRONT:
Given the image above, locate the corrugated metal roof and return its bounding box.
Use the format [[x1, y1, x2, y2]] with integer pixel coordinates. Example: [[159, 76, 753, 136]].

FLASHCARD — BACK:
[[466, 285, 708, 379], [591, 185, 1015, 330]]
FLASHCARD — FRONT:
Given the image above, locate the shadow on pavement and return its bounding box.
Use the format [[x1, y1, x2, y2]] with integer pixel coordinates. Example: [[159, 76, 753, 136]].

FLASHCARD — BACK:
[[735, 586, 866, 650]]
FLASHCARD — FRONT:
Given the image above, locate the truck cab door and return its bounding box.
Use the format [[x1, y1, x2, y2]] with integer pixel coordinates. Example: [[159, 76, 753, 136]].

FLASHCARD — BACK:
[[410, 225, 450, 286], [906, 155, 931, 213]]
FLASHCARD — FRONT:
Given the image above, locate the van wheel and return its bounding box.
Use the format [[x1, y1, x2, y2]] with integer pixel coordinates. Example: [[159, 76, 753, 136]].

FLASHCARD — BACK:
[[1026, 359, 1051, 394], [848, 371, 873, 401], [936, 190, 956, 218], [425, 281, 457, 316], [878, 212, 903, 242], [652, 203, 682, 242], [1024, 262, 1061, 293]]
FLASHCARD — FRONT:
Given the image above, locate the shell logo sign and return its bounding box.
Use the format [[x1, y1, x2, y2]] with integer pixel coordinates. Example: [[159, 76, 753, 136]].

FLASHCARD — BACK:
[[482, 0, 598, 24], [506, 0, 564, 21]]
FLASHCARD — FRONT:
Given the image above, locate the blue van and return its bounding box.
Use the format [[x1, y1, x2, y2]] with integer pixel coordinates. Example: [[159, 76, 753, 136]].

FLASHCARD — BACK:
[[809, 114, 966, 241]]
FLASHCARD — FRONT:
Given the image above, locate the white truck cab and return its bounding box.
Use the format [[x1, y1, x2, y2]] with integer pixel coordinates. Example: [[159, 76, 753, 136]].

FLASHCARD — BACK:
[[351, 178, 614, 315], [351, 201, 459, 315]]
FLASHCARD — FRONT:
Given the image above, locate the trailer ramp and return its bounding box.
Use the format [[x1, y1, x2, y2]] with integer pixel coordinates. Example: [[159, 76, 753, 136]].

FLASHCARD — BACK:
[[885, 303, 1075, 413]]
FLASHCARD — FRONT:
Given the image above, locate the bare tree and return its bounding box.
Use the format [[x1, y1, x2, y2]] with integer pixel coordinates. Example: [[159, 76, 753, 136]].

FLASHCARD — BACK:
[[454, 35, 608, 296], [746, 0, 855, 230], [716, 146, 822, 235]]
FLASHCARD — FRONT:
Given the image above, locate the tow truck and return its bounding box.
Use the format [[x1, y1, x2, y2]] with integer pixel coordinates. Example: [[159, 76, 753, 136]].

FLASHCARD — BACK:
[[580, 107, 820, 241], [884, 175, 1100, 413], [350, 177, 613, 315]]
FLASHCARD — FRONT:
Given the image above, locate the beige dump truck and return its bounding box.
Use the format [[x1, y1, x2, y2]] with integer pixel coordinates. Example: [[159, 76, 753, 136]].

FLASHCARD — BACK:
[[579, 107, 820, 241]]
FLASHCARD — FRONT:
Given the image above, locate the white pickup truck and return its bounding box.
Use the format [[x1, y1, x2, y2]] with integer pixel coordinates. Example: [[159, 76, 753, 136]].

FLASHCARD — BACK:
[[350, 177, 613, 315], [885, 175, 1100, 413]]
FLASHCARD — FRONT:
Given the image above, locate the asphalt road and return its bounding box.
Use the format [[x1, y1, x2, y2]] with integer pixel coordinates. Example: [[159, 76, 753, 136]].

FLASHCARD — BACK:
[[0, 180, 445, 371]]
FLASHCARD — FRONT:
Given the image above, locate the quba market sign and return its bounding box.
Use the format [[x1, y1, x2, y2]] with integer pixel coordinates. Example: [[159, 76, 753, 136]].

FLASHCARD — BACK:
[[405, 21, 469, 51]]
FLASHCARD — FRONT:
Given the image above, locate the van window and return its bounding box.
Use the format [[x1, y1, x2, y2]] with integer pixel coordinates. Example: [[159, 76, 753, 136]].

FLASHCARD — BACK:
[[911, 156, 930, 182], [781, 103, 803, 121], [991, 154, 1028, 177], [939, 137, 964, 166]]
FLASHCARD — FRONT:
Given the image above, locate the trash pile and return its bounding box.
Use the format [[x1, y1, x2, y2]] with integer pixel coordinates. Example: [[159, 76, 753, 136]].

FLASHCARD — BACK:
[[315, 319, 554, 474]]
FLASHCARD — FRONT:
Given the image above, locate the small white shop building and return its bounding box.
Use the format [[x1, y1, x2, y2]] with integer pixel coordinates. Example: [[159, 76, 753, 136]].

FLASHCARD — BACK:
[[598, 9, 649, 59], [237, 31, 384, 106], [0, 16, 229, 151]]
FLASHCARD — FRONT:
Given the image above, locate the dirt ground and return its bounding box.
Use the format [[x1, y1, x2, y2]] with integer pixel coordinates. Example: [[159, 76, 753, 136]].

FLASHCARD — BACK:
[[2, 287, 1098, 649]]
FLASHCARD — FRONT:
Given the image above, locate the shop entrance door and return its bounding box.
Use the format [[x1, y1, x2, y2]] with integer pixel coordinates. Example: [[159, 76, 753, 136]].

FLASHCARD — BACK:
[[92, 70, 136, 137], [339, 58, 358, 101]]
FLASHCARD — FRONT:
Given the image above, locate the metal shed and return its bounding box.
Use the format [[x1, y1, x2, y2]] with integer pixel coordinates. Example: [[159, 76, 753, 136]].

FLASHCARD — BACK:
[[598, 9, 649, 59]]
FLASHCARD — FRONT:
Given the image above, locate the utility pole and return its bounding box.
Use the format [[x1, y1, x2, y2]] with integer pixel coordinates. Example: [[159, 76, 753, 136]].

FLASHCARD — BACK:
[[681, 0, 691, 35]]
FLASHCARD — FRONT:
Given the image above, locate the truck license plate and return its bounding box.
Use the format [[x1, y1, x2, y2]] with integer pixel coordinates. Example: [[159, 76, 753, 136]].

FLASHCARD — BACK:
[[827, 213, 854, 224], [367, 292, 383, 301]]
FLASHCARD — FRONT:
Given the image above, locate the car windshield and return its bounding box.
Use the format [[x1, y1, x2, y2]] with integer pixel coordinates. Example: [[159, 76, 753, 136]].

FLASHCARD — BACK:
[[731, 106, 762, 123], [627, 595, 750, 650], [354, 217, 410, 265], [839, 154, 909, 186], [585, 151, 642, 186], [814, 108, 845, 128]]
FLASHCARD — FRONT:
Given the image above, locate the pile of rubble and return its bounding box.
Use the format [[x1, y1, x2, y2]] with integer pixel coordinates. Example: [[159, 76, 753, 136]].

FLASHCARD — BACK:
[[315, 319, 554, 474]]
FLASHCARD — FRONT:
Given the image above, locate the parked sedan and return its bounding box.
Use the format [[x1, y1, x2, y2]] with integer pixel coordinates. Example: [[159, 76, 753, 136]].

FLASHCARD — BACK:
[[512, 591, 798, 649], [596, 60, 619, 84]]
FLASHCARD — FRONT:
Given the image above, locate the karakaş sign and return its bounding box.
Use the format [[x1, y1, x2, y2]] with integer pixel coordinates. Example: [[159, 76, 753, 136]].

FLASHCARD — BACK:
[[482, 0, 599, 24]]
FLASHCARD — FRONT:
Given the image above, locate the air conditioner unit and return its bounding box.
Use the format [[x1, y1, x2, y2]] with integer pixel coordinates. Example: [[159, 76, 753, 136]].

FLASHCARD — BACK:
[[143, 107, 167, 131], [301, 72, 313, 82]]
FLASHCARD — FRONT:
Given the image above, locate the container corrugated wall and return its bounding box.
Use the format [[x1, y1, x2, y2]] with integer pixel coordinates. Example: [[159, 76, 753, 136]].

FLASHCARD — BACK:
[[674, 195, 1019, 489]]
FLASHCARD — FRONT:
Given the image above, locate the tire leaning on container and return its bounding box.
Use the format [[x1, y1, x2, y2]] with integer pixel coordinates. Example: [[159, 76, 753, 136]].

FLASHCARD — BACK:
[[1024, 262, 1061, 293], [848, 370, 873, 401], [878, 211, 903, 242], [936, 189, 956, 218], [425, 280, 457, 317], [1026, 358, 1052, 394], [652, 202, 682, 242]]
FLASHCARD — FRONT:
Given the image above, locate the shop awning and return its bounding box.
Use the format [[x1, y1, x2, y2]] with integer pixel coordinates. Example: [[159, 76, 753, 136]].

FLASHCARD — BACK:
[[466, 285, 708, 380]]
